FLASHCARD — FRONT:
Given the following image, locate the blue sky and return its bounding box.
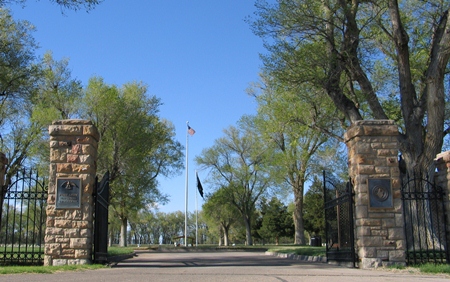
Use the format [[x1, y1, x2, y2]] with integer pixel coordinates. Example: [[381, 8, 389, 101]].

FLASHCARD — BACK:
[[8, 1, 266, 213]]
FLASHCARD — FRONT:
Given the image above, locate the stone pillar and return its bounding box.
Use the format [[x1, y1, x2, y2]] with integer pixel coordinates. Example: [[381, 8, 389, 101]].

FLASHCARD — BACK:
[[45, 120, 99, 266], [345, 120, 405, 268], [434, 151, 450, 251]]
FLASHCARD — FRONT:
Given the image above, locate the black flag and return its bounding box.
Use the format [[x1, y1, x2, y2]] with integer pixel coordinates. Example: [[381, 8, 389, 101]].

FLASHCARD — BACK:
[[196, 174, 204, 198]]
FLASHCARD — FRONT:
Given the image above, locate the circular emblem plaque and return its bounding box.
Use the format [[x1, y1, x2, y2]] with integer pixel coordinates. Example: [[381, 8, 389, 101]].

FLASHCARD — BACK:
[[372, 185, 389, 202]]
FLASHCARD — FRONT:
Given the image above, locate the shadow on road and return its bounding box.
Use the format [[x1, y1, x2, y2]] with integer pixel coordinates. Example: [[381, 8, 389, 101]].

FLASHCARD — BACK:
[[112, 251, 322, 268]]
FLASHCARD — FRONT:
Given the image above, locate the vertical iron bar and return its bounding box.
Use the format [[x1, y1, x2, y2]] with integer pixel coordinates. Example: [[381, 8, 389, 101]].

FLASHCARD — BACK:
[[18, 169, 26, 263], [427, 176, 437, 263], [10, 171, 19, 265], [401, 173, 412, 264], [1, 182, 9, 265], [38, 177, 46, 265], [31, 170, 38, 264], [323, 170, 328, 262], [24, 169, 31, 263], [418, 175, 427, 263], [412, 175, 421, 264], [347, 180, 356, 268], [336, 188, 340, 251]]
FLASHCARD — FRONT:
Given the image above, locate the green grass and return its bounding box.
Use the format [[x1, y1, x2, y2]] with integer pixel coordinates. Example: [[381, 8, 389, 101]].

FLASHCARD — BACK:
[[107, 246, 136, 256], [418, 263, 450, 274], [0, 247, 133, 275]]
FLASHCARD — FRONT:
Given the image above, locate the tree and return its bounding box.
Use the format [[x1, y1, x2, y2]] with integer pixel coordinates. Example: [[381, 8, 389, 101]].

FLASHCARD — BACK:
[[0, 8, 42, 222], [202, 187, 240, 246], [31, 52, 82, 122], [195, 120, 273, 245], [158, 211, 185, 244], [250, 76, 341, 245], [0, 8, 38, 116], [250, 0, 450, 176], [303, 177, 325, 239], [257, 197, 294, 245], [81, 77, 184, 246]]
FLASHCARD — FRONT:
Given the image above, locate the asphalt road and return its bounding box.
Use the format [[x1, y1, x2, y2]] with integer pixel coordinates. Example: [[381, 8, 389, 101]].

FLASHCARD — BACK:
[[1, 251, 449, 282]]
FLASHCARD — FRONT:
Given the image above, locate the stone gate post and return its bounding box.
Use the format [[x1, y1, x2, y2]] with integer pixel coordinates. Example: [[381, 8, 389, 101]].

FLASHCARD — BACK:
[[345, 120, 406, 268], [45, 120, 99, 266]]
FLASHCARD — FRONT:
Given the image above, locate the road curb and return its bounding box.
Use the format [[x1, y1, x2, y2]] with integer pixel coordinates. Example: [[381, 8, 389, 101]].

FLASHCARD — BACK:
[[265, 251, 327, 263]]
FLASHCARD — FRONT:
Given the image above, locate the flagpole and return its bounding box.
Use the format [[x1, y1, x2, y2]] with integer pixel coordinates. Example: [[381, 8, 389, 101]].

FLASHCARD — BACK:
[[195, 170, 198, 247], [185, 121, 189, 247]]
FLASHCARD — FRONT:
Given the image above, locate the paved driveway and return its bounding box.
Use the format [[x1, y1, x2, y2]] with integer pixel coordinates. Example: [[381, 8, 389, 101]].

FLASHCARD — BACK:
[[1, 251, 449, 282]]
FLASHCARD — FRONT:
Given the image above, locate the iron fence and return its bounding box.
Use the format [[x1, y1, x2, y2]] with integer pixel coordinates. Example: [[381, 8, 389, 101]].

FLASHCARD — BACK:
[[401, 172, 449, 265], [0, 169, 47, 266]]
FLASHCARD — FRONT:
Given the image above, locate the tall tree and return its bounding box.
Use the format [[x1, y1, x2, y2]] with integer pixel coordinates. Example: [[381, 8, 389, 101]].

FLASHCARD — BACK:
[[0, 8, 38, 118], [250, 76, 341, 245], [81, 77, 184, 246], [196, 119, 273, 245], [250, 0, 450, 175], [31, 51, 82, 122], [0, 8, 42, 221], [202, 187, 239, 246]]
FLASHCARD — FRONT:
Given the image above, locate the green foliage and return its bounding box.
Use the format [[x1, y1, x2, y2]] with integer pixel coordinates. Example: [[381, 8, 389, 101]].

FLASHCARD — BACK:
[[249, 74, 342, 245], [196, 121, 274, 245], [80, 77, 183, 246], [202, 187, 240, 246], [158, 211, 185, 244], [31, 51, 82, 124], [250, 0, 450, 175], [303, 177, 325, 238], [0, 8, 44, 194], [257, 197, 294, 244], [0, 8, 38, 120]]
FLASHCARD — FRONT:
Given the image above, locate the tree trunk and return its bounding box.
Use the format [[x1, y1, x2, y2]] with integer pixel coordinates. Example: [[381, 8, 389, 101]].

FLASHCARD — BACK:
[[120, 217, 127, 247], [244, 215, 253, 246], [293, 188, 306, 245], [222, 225, 229, 246], [108, 229, 113, 247]]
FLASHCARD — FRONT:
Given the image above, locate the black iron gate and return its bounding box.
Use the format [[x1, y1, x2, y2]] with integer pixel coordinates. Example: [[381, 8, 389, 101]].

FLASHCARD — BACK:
[[323, 171, 356, 267], [401, 173, 449, 264], [93, 171, 110, 263], [0, 168, 47, 266]]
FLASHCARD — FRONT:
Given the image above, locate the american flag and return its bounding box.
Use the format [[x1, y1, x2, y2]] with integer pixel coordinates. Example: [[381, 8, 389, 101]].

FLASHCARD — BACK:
[[187, 125, 195, 136]]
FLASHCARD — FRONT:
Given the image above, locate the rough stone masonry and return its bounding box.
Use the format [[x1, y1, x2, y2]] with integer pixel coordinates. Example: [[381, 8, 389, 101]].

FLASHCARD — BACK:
[[45, 120, 99, 266]]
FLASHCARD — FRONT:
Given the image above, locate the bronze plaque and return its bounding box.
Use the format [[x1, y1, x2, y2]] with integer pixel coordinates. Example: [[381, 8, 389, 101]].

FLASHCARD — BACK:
[[368, 178, 393, 208], [56, 178, 81, 209]]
